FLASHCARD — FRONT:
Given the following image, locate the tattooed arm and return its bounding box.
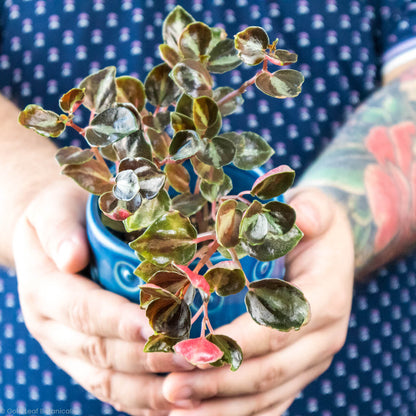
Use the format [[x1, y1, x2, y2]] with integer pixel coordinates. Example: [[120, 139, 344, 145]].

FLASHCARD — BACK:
[[298, 63, 416, 278]]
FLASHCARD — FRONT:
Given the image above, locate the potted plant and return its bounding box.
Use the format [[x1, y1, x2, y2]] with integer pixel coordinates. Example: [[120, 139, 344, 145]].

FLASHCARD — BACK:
[[18, 6, 310, 371]]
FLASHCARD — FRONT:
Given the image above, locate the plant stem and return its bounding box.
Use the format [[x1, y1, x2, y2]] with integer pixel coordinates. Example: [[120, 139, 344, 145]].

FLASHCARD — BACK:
[[191, 304, 204, 325], [194, 240, 220, 274], [203, 302, 215, 334], [264, 54, 284, 67], [230, 247, 250, 286], [91, 146, 107, 168], [194, 231, 216, 244], [216, 72, 261, 108], [67, 120, 85, 136]]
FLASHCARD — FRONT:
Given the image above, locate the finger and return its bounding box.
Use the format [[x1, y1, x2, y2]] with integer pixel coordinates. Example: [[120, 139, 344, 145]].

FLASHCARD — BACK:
[[14, 217, 147, 341], [42, 346, 177, 412], [163, 326, 339, 402], [256, 398, 295, 416], [26, 180, 89, 273], [38, 318, 195, 373], [167, 359, 332, 416]]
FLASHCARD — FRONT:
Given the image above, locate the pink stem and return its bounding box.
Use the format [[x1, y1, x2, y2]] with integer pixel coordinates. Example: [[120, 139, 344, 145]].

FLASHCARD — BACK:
[[264, 54, 284, 67], [193, 240, 220, 274], [191, 304, 204, 325], [193, 231, 216, 244], [216, 72, 261, 108]]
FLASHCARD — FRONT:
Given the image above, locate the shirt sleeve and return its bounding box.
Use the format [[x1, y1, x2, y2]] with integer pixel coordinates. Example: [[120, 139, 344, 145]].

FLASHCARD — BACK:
[[378, 0, 416, 77]]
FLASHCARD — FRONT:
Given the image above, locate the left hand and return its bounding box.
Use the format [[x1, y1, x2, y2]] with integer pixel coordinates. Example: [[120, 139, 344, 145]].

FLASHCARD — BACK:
[[162, 188, 355, 416]]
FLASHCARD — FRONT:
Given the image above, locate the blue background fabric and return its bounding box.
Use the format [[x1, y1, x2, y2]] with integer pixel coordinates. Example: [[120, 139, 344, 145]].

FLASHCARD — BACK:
[[0, 0, 416, 415]]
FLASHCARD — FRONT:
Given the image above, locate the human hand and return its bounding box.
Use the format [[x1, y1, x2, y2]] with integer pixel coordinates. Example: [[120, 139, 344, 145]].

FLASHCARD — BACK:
[[162, 188, 355, 416], [12, 179, 197, 416]]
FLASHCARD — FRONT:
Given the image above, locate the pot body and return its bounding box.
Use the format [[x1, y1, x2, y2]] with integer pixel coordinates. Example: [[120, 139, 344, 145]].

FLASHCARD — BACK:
[[86, 165, 284, 330]]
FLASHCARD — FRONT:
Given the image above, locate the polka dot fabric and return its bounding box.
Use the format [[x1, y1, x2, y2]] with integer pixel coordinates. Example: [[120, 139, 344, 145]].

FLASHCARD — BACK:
[[0, 1, 415, 415]]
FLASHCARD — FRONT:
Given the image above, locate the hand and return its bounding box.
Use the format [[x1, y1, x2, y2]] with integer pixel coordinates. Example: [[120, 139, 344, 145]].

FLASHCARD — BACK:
[[12, 179, 197, 416], [161, 189, 355, 416]]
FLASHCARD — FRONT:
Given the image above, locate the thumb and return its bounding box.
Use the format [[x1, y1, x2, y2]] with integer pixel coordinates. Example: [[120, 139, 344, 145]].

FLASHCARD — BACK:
[[24, 180, 90, 273], [287, 187, 335, 238]]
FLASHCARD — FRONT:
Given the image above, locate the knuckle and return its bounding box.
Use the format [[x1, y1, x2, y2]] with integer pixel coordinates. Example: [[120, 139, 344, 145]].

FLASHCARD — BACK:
[[254, 363, 283, 393], [81, 336, 111, 369], [147, 379, 170, 410], [68, 295, 91, 334], [87, 368, 114, 403], [267, 328, 288, 352]]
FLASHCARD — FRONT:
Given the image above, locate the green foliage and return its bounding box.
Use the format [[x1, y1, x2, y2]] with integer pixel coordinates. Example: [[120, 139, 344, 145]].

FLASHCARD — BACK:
[[17, 5, 309, 371]]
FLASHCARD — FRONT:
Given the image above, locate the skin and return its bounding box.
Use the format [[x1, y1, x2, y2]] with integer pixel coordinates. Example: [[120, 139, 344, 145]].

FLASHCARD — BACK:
[[3, 56, 416, 415]]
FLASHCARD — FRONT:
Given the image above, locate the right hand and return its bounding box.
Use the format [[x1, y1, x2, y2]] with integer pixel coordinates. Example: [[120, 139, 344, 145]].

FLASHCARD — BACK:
[[12, 179, 196, 416]]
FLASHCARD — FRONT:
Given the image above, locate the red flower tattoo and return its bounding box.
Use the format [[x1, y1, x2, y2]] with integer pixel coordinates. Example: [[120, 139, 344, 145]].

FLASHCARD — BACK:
[[364, 121, 416, 253]]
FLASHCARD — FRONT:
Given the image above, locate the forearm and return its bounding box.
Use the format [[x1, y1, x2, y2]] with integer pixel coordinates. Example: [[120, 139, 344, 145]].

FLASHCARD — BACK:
[[0, 94, 62, 266], [298, 64, 416, 278]]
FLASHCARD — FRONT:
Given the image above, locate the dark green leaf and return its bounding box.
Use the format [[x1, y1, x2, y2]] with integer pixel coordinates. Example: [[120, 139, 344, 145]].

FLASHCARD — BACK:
[[179, 22, 212, 59], [18, 105, 66, 138], [239, 200, 268, 245], [55, 146, 94, 166], [245, 278, 310, 331], [59, 88, 85, 113], [146, 296, 191, 338], [241, 224, 303, 261], [193, 96, 221, 138], [197, 136, 236, 168], [116, 76, 146, 112], [144, 334, 183, 353], [99, 143, 119, 162], [159, 44, 181, 68], [85, 106, 139, 147], [124, 189, 171, 232], [113, 130, 153, 161], [140, 283, 179, 308], [99, 191, 142, 221], [119, 157, 166, 200], [165, 163, 191, 192], [144, 63, 181, 107], [216, 200, 242, 248], [200, 174, 232, 202], [162, 5, 195, 50], [191, 157, 224, 184], [78, 66, 117, 113], [213, 87, 244, 117], [251, 165, 295, 199], [208, 38, 241, 73], [234, 26, 269, 65], [231, 131, 274, 170], [171, 192, 206, 216], [169, 130, 202, 161], [61, 159, 113, 195], [207, 334, 243, 371], [263, 201, 296, 234], [208, 26, 227, 51], [171, 59, 213, 98], [204, 261, 246, 296], [129, 211, 197, 266], [255, 69, 304, 98]]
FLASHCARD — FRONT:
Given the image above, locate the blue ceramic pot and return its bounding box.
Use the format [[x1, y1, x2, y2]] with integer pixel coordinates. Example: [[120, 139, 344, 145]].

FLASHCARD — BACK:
[[86, 164, 284, 330]]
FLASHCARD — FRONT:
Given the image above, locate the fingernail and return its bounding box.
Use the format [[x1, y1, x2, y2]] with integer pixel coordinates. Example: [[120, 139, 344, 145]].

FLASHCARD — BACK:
[[172, 354, 195, 370], [172, 385, 193, 401], [56, 239, 74, 270], [174, 400, 200, 409]]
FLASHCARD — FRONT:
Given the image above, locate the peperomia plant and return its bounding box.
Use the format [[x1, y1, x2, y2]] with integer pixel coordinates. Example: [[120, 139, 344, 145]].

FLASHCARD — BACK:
[[18, 6, 310, 370]]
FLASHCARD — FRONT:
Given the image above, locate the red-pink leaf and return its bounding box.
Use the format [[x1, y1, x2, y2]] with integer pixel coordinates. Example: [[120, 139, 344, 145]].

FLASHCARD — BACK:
[[174, 337, 224, 365], [176, 265, 210, 294]]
